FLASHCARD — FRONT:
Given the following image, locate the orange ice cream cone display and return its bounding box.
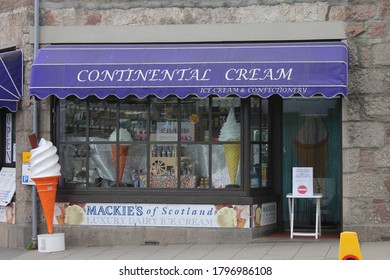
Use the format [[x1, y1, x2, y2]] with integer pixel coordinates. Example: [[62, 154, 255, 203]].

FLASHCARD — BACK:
[[109, 128, 133, 184], [32, 175, 61, 234], [111, 145, 129, 183], [29, 134, 62, 234]]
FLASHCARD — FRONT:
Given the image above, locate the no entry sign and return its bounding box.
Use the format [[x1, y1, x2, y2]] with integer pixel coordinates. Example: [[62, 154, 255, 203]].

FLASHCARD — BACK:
[[292, 167, 313, 196]]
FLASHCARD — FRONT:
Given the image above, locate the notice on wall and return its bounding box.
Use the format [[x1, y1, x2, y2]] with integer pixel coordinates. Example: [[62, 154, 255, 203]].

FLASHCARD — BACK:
[[292, 167, 313, 196], [0, 203, 15, 224], [53, 203, 250, 229], [0, 168, 16, 206]]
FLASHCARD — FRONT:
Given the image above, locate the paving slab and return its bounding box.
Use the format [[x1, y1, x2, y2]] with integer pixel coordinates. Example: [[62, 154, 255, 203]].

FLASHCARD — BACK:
[[173, 244, 219, 260], [90, 245, 140, 260], [231, 243, 275, 260], [144, 244, 193, 260], [201, 243, 247, 260]]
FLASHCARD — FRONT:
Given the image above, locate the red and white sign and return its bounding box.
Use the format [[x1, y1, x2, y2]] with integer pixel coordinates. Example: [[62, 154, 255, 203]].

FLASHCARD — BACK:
[[297, 185, 307, 194], [292, 167, 313, 196]]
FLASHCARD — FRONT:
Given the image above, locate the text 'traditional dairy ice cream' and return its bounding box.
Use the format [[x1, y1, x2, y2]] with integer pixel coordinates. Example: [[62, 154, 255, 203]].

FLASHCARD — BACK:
[[30, 138, 61, 178], [219, 108, 241, 185], [110, 128, 133, 183]]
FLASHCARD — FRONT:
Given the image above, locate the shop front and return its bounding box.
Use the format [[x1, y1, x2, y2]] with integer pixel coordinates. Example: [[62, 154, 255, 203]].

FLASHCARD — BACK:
[[0, 49, 22, 226], [29, 42, 347, 244]]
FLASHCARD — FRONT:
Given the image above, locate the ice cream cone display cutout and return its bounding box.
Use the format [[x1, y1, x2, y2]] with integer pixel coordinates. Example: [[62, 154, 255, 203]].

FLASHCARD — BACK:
[[294, 116, 328, 178], [29, 135, 61, 234], [110, 128, 132, 183], [219, 107, 241, 186]]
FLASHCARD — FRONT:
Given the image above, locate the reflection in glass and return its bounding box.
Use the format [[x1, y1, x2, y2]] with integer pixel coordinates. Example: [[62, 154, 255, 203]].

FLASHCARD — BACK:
[[180, 97, 203, 142], [180, 144, 209, 188], [150, 97, 179, 142], [212, 144, 241, 189], [118, 101, 148, 142], [88, 99, 117, 140], [60, 98, 87, 141], [61, 144, 88, 187]]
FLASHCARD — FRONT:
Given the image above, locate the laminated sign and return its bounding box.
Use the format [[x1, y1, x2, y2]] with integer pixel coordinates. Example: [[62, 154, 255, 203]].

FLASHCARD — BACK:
[[292, 167, 313, 196]]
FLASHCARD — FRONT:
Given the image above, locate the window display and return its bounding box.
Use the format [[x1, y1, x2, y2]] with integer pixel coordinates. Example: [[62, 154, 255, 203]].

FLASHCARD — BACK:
[[250, 97, 269, 188], [57, 96, 269, 191]]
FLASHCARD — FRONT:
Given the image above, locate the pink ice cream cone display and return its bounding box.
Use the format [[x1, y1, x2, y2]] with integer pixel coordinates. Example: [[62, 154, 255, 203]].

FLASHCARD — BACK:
[[29, 135, 61, 234], [110, 128, 132, 183], [219, 108, 241, 186]]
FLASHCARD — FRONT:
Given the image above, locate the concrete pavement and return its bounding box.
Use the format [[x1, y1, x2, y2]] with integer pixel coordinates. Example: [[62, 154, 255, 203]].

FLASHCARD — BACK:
[[2, 238, 390, 260]]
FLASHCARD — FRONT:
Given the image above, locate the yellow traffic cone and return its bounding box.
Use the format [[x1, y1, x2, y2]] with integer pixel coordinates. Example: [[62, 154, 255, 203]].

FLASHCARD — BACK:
[[338, 231, 362, 260]]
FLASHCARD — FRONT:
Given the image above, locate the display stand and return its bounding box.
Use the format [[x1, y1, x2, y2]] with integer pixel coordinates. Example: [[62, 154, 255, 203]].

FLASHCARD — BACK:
[[286, 193, 322, 239]]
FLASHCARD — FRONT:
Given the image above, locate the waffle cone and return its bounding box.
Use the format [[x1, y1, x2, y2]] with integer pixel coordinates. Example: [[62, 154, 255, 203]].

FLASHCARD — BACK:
[[223, 141, 240, 184], [111, 145, 129, 183], [32, 175, 61, 234]]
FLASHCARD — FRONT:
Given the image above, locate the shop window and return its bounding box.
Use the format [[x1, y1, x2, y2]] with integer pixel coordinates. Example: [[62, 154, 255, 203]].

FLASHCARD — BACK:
[[57, 96, 270, 191], [250, 97, 269, 189]]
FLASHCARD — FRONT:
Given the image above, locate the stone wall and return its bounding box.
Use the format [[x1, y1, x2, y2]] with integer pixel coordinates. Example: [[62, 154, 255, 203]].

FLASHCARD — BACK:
[[1, 0, 389, 247], [342, 1, 390, 241]]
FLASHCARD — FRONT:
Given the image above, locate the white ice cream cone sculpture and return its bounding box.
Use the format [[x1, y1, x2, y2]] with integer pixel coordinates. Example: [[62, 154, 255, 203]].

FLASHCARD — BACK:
[[218, 107, 241, 186], [223, 141, 240, 185], [111, 144, 129, 183], [29, 136, 61, 234]]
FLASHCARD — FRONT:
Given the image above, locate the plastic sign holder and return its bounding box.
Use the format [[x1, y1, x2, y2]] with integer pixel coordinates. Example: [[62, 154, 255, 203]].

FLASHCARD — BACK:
[[292, 167, 313, 196]]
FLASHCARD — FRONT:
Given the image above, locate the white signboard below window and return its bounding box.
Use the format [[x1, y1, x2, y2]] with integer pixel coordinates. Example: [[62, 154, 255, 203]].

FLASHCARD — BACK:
[[292, 167, 313, 196]]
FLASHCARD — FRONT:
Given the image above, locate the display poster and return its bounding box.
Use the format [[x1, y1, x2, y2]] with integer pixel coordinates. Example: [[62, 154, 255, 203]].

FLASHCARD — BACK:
[[252, 202, 277, 227], [292, 167, 313, 196], [0, 203, 15, 224], [156, 122, 194, 141], [0, 167, 16, 206], [53, 203, 250, 229]]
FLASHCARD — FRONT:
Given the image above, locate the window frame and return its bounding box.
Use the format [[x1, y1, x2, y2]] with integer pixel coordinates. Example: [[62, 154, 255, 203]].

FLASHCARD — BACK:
[[54, 95, 275, 204]]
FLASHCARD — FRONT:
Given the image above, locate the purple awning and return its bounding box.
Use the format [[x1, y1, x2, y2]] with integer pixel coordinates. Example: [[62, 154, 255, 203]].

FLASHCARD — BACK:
[[0, 50, 23, 112], [29, 42, 347, 100]]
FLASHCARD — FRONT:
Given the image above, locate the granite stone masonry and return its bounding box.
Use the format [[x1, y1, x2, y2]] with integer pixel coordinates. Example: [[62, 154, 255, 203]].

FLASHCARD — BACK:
[[0, 0, 389, 248]]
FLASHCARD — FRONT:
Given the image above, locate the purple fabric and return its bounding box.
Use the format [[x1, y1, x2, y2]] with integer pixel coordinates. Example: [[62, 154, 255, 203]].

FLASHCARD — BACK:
[[30, 42, 348, 100], [0, 50, 23, 112]]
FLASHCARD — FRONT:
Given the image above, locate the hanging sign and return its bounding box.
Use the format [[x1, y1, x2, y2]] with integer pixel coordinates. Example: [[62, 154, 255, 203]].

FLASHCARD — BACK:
[[292, 167, 313, 196]]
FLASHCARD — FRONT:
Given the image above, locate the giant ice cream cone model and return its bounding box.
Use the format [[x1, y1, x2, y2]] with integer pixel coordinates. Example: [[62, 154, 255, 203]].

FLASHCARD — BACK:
[[110, 128, 133, 183], [223, 143, 240, 184], [219, 108, 241, 186], [294, 116, 328, 178], [30, 138, 61, 234]]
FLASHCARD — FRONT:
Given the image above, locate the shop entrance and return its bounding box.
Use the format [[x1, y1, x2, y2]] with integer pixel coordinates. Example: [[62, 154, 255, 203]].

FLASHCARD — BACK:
[[282, 98, 341, 232]]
